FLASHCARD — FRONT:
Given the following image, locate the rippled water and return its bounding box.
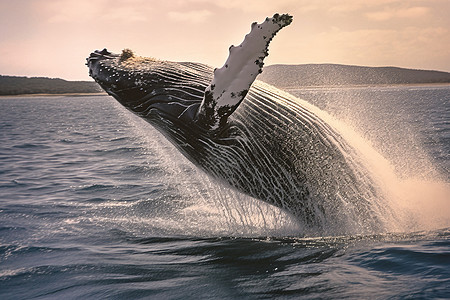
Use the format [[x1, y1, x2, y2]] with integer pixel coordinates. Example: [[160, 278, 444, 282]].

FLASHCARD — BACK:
[[0, 85, 449, 299]]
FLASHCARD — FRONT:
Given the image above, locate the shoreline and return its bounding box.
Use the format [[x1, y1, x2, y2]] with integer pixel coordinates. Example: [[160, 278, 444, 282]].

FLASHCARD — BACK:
[[277, 82, 450, 91], [0, 92, 108, 98], [1, 82, 449, 98]]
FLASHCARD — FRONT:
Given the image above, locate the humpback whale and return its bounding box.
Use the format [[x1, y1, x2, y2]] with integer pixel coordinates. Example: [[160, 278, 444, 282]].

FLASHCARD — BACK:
[[87, 14, 388, 233]]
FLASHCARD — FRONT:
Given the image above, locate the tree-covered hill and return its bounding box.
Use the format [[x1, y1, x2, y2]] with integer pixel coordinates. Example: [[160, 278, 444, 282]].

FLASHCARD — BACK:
[[0, 75, 103, 95], [258, 64, 450, 88], [2, 64, 450, 96]]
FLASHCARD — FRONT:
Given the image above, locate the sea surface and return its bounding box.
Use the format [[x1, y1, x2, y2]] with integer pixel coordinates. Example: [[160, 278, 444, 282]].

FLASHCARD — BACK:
[[1, 85, 449, 299]]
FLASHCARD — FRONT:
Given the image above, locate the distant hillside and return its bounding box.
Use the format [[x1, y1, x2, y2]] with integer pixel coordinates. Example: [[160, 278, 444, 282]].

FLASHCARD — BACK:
[[0, 75, 102, 95], [3, 64, 450, 95], [258, 64, 450, 88]]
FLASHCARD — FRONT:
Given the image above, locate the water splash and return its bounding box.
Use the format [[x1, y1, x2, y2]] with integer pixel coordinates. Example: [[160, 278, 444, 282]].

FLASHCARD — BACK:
[[289, 86, 450, 233], [107, 86, 449, 237], [106, 99, 300, 237]]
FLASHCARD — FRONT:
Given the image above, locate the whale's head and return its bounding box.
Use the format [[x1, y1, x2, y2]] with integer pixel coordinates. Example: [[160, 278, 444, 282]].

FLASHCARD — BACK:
[[87, 48, 212, 132]]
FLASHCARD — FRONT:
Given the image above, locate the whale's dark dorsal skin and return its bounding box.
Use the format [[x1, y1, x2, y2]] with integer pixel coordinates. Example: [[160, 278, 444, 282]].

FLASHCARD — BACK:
[[87, 14, 386, 234]]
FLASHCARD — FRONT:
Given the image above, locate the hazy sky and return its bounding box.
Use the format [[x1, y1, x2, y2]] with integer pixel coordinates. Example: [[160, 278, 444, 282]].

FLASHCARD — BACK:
[[1, 0, 449, 80]]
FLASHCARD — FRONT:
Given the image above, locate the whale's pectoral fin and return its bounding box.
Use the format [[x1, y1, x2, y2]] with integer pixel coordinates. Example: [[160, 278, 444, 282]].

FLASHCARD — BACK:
[[194, 13, 292, 130]]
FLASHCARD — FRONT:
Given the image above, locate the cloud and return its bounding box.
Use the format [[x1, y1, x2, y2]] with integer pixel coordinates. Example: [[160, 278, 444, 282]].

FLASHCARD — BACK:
[[101, 6, 148, 22], [38, 0, 152, 24], [192, 0, 317, 14], [1, 0, 449, 80], [303, 25, 450, 70], [168, 10, 212, 23], [366, 6, 430, 21], [38, 0, 105, 23]]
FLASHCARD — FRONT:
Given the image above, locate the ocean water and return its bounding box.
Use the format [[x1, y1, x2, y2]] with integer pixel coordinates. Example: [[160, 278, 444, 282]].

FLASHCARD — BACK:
[[0, 85, 449, 299]]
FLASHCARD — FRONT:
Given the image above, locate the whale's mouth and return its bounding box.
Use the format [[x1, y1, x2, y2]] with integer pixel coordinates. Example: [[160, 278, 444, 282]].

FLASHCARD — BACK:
[[87, 49, 129, 96], [87, 49, 139, 93], [87, 48, 118, 69]]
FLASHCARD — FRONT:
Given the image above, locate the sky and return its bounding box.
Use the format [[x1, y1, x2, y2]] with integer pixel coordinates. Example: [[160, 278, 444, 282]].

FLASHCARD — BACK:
[[1, 0, 449, 81]]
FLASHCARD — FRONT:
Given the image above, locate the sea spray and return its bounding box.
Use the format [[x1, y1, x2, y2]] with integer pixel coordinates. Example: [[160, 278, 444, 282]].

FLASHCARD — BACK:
[[289, 86, 450, 233], [113, 99, 301, 237], [105, 83, 449, 237]]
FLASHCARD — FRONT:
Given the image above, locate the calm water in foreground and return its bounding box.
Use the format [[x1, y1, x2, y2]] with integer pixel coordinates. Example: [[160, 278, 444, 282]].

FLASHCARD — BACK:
[[0, 85, 449, 299]]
